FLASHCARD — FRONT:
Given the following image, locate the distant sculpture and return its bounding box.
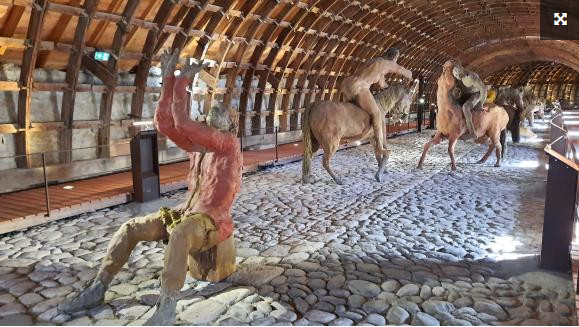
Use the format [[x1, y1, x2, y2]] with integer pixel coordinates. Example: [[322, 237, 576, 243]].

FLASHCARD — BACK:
[[58, 49, 242, 325], [302, 80, 419, 185], [339, 48, 413, 158], [417, 60, 509, 170], [494, 86, 525, 142], [450, 62, 487, 138], [522, 86, 545, 126]]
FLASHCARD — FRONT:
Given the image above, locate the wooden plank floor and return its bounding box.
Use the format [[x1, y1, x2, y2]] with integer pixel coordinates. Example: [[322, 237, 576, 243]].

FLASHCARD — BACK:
[[0, 124, 423, 234]]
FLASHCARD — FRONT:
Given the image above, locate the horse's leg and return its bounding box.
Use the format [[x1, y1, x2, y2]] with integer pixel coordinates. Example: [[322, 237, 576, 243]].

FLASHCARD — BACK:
[[477, 142, 494, 164], [375, 151, 389, 182], [322, 141, 342, 185], [448, 135, 459, 171], [492, 135, 503, 167], [417, 132, 442, 169], [375, 128, 390, 182], [370, 139, 382, 165]]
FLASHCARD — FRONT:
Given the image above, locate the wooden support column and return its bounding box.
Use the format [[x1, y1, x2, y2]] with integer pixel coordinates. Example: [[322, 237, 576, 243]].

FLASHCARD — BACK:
[[98, 0, 140, 158], [59, 0, 99, 163], [130, 0, 178, 138], [15, 0, 47, 168]]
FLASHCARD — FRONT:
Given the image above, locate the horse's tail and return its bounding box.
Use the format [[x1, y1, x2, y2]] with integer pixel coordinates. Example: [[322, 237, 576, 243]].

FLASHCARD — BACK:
[[301, 103, 319, 183], [500, 128, 508, 158]]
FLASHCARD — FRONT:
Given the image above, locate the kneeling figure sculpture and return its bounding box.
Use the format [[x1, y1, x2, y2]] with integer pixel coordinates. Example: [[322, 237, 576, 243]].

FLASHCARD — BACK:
[[57, 49, 242, 325]]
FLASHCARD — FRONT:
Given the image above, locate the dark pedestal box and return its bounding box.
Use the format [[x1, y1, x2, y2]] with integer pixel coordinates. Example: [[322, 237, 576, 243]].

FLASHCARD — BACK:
[[130, 130, 160, 202]]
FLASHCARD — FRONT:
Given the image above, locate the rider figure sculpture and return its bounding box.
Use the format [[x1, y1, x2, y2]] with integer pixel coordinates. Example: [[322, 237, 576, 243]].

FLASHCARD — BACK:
[[340, 48, 413, 155], [451, 62, 487, 137]]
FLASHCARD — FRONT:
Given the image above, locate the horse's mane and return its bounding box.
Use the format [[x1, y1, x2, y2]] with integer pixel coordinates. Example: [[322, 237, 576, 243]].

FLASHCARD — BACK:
[[374, 80, 418, 116]]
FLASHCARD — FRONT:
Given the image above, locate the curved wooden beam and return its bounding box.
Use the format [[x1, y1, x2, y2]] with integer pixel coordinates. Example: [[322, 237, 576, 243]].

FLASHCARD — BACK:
[[129, 0, 179, 131], [15, 0, 47, 168], [97, 0, 141, 157], [59, 0, 100, 163]]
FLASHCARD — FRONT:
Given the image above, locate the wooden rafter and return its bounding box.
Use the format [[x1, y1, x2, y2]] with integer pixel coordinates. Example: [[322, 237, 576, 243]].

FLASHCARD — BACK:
[[0, 4, 25, 55], [98, 0, 140, 158], [14, 0, 47, 168], [152, 5, 190, 53], [59, 0, 99, 164], [87, 0, 124, 46], [201, 0, 269, 125], [247, 4, 295, 133], [129, 0, 178, 136], [290, 1, 358, 120], [0, 5, 25, 37], [318, 0, 393, 101], [35, 0, 83, 68], [125, 0, 165, 49]]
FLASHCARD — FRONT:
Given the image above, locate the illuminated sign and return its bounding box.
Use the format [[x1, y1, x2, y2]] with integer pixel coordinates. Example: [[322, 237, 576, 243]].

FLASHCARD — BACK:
[[94, 51, 110, 61]]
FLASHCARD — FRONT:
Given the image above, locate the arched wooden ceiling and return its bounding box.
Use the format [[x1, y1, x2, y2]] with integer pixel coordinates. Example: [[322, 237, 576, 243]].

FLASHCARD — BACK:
[[0, 0, 578, 168], [0, 0, 577, 85], [484, 61, 579, 86]]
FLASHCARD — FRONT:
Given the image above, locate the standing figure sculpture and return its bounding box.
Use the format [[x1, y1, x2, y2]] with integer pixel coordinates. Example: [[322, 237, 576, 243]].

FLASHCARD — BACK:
[[450, 62, 487, 138], [58, 49, 242, 325], [340, 48, 413, 157], [417, 60, 509, 170]]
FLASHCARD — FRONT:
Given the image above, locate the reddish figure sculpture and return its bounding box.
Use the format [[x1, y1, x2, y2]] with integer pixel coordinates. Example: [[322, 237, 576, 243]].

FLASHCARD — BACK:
[[58, 48, 242, 325]]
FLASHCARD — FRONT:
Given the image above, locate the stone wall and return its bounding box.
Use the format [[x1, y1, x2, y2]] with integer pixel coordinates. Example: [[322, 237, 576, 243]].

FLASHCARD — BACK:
[[0, 64, 302, 193]]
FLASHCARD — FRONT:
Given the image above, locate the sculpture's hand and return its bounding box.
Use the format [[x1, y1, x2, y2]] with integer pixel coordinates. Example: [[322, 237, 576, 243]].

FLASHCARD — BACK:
[[161, 48, 180, 78], [182, 58, 210, 80]]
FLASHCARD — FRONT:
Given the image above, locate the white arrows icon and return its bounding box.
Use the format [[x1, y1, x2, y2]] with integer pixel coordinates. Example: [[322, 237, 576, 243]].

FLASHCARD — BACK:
[[554, 13, 567, 26]]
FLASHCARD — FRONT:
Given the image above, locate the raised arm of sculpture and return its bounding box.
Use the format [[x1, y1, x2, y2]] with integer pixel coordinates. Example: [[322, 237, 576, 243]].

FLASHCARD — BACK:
[[382, 60, 413, 81], [171, 60, 238, 155], [153, 48, 201, 152]]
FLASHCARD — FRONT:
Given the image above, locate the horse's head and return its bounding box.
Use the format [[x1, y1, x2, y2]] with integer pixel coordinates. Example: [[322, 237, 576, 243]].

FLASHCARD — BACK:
[[439, 60, 456, 89]]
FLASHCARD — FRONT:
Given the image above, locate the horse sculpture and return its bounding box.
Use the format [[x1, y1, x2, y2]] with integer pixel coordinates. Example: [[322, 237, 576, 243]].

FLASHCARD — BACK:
[[302, 81, 418, 185], [417, 61, 509, 170]]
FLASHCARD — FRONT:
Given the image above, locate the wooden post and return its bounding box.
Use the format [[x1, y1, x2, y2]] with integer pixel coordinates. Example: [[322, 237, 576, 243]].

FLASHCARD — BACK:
[[59, 0, 99, 163], [130, 0, 177, 138], [15, 0, 48, 168], [97, 0, 140, 158]]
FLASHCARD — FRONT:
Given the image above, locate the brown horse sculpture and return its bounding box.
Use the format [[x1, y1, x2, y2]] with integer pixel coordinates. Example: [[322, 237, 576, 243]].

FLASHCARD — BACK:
[[417, 61, 509, 170], [302, 82, 418, 185]]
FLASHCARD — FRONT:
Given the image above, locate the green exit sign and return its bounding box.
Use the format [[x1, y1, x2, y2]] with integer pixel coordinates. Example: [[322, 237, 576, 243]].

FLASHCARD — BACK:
[[94, 51, 110, 61]]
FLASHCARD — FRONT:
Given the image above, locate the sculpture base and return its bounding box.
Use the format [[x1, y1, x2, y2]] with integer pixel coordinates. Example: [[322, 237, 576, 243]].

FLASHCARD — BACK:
[[187, 234, 236, 282]]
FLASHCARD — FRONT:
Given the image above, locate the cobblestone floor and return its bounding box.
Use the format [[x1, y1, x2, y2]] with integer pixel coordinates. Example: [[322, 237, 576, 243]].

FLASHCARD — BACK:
[[0, 125, 575, 326]]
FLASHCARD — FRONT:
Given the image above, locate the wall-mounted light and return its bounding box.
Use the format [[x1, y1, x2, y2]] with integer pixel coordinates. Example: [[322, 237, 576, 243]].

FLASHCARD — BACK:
[[63, 185, 74, 190]]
